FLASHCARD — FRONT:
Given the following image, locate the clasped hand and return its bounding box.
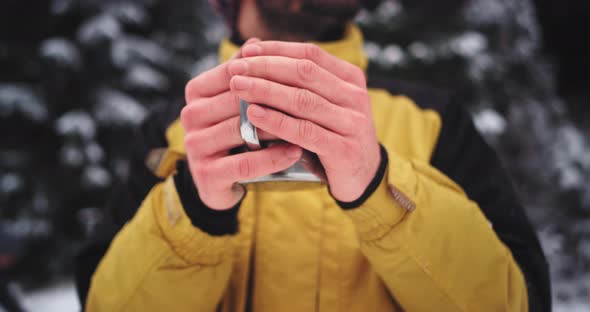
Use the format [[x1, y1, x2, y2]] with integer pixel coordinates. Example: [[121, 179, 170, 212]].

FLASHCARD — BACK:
[[182, 39, 381, 210]]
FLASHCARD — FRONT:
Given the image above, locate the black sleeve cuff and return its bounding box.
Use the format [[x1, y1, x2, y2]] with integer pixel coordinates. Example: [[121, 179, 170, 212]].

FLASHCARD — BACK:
[[173, 161, 241, 236], [334, 144, 389, 210]]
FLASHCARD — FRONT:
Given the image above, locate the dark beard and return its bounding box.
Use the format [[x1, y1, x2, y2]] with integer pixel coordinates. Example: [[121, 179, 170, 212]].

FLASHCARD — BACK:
[[255, 0, 362, 41]]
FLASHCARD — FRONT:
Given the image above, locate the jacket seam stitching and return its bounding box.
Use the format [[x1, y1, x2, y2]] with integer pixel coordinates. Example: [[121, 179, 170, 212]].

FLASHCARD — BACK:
[[399, 241, 467, 311], [118, 249, 169, 311]]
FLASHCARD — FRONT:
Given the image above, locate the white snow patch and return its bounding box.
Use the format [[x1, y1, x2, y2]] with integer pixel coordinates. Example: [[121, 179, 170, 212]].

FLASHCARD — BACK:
[[77, 207, 103, 236], [450, 32, 488, 58], [22, 280, 79, 312], [204, 23, 226, 44], [106, 2, 149, 27], [78, 14, 122, 45], [191, 53, 219, 77], [60, 144, 85, 167], [354, 9, 373, 25], [1, 219, 51, 237], [124, 63, 169, 91], [55, 111, 96, 140], [538, 229, 563, 257], [468, 53, 495, 81], [375, 1, 403, 22], [463, 0, 509, 26], [82, 165, 112, 189], [379, 44, 405, 67], [363, 42, 381, 61], [558, 165, 584, 190], [50, 0, 75, 15], [408, 42, 435, 62], [40, 38, 81, 69], [85, 142, 104, 164], [111, 35, 171, 68], [93, 88, 147, 127], [0, 173, 24, 194], [473, 109, 507, 136], [554, 125, 590, 169], [551, 124, 590, 190], [0, 85, 48, 122], [554, 302, 590, 312]]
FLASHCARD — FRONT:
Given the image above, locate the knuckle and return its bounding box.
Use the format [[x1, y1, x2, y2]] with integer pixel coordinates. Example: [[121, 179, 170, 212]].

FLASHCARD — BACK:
[[257, 79, 271, 99], [225, 61, 235, 78], [304, 43, 322, 61], [293, 88, 317, 113], [258, 57, 269, 76], [184, 78, 198, 101], [352, 67, 367, 86], [344, 111, 366, 134], [275, 112, 288, 132], [223, 118, 240, 140], [297, 59, 317, 81], [180, 106, 192, 129], [236, 157, 251, 178], [298, 119, 316, 142], [184, 132, 198, 148], [193, 164, 210, 182], [352, 111, 369, 127], [350, 87, 370, 108], [181, 103, 206, 129], [184, 132, 206, 155], [269, 149, 281, 169], [351, 86, 367, 101]]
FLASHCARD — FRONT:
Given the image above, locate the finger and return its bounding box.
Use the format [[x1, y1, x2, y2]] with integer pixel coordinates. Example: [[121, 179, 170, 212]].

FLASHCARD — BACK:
[[185, 63, 233, 101], [230, 76, 360, 135], [184, 116, 279, 157], [241, 41, 366, 88], [181, 91, 239, 131], [227, 56, 365, 111], [212, 143, 303, 183], [185, 38, 263, 101], [233, 37, 261, 59], [247, 104, 343, 156]]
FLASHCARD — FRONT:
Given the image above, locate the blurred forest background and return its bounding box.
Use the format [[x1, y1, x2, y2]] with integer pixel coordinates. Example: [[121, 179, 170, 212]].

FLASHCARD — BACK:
[[0, 0, 589, 310]]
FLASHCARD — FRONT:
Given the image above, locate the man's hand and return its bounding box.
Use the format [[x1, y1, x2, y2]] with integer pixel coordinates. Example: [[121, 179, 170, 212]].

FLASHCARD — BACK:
[[181, 39, 303, 210], [227, 42, 381, 202]]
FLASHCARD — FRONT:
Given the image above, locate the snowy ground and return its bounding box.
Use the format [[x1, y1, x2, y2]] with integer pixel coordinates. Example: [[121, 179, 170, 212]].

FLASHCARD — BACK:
[[20, 281, 79, 312]]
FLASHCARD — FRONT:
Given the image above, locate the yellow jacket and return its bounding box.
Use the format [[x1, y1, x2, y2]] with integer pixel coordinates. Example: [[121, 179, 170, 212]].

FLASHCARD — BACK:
[[86, 26, 531, 311]]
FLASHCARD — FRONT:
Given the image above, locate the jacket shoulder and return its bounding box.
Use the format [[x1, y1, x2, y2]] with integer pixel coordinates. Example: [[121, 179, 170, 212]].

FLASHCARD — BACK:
[[369, 76, 551, 310], [367, 77, 454, 114], [367, 79, 444, 163]]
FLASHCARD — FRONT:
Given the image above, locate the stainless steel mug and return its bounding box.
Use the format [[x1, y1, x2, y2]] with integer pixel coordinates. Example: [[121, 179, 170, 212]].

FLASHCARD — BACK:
[[238, 99, 326, 185]]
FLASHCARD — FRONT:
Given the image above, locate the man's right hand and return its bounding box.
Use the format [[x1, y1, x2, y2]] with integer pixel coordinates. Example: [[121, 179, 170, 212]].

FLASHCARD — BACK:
[[181, 39, 303, 211]]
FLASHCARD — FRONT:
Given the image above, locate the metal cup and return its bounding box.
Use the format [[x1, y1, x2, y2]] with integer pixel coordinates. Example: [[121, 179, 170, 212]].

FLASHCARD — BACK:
[[238, 99, 326, 185]]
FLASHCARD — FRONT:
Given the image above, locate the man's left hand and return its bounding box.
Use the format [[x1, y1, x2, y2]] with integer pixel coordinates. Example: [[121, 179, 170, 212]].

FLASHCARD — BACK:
[[227, 41, 381, 203]]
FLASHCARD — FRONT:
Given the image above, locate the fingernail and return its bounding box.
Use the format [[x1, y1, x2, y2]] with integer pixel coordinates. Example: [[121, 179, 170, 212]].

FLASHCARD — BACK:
[[229, 60, 248, 75], [242, 44, 261, 57], [249, 104, 266, 117], [233, 76, 253, 90], [286, 145, 301, 159]]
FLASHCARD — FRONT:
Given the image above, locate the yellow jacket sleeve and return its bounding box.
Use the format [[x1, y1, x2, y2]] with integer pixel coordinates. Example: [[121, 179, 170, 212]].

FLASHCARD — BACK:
[[344, 148, 528, 311], [86, 176, 235, 312]]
